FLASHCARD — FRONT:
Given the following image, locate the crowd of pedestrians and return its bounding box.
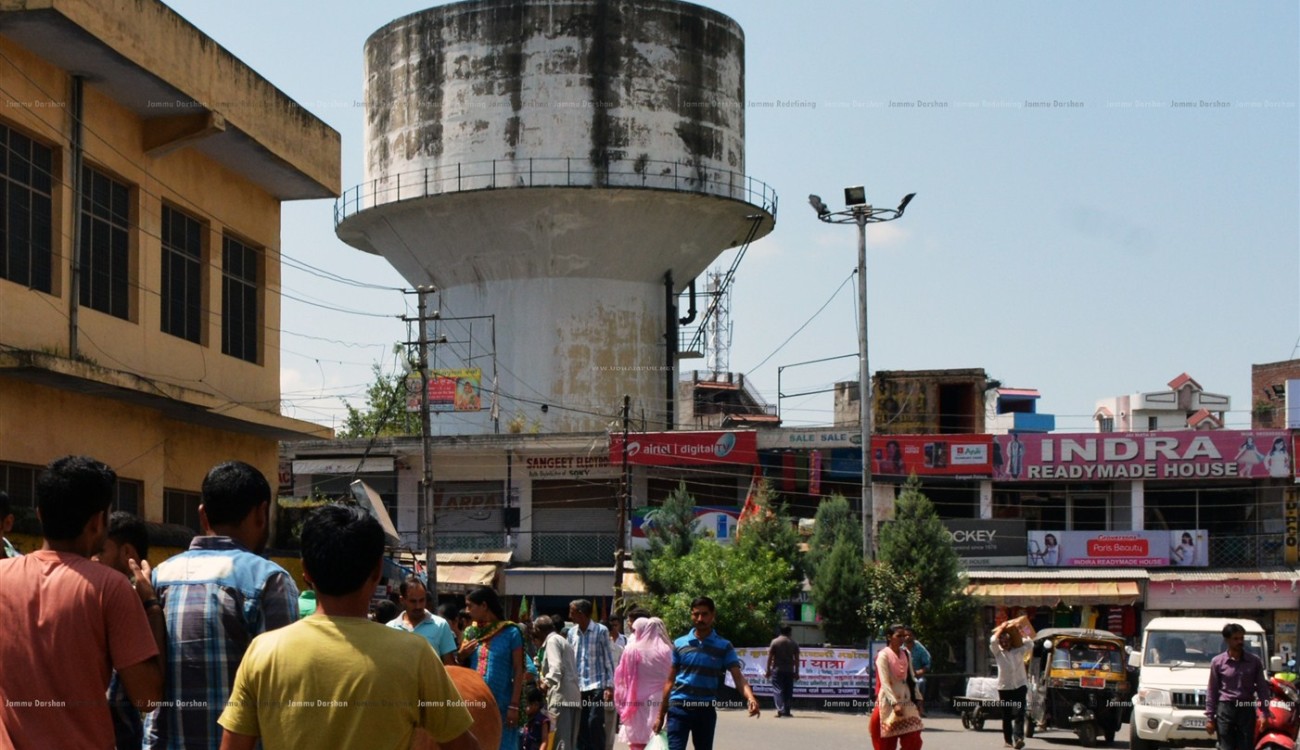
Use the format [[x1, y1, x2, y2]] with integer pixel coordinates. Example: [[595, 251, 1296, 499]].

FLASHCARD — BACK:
[[0, 454, 980, 750]]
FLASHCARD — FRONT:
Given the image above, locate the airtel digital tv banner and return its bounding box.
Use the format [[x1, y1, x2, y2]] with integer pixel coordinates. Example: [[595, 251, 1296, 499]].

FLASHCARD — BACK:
[[609, 430, 759, 467], [872, 435, 992, 476], [993, 429, 1290, 482]]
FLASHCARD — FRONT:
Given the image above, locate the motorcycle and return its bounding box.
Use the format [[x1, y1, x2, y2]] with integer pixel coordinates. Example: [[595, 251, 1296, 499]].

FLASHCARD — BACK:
[[1255, 673, 1300, 750]]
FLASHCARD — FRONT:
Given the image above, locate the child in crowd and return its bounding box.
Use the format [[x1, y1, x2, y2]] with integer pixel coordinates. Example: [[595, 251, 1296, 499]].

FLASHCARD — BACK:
[[521, 685, 550, 750]]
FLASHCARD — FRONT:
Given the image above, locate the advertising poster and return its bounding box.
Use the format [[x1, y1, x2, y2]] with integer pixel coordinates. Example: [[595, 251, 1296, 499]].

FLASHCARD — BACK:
[[1027, 529, 1207, 567], [871, 434, 991, 477], [405, 368, 483, 412], [631, 506, 739, 548], [731, 646, 874, 701], [943, 519, 1026, 567], [994, 430, 1290, 482]]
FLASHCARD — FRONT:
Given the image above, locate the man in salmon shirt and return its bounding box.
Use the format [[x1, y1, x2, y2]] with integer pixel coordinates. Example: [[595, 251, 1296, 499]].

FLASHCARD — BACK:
[[0, 455, 164, 749]]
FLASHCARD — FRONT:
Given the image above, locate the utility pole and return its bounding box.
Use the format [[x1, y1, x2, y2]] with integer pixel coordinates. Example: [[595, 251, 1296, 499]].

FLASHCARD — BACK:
[[612, 395, 631, 609], [404, 286, 438, 592]]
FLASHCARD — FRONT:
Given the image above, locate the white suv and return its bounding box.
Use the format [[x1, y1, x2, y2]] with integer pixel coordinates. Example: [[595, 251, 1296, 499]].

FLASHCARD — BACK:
[[1129, 617, 1271, 750]]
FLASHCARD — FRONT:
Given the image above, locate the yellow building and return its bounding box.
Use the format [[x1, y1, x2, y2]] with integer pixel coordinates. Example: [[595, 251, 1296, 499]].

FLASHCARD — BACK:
[[0, 0, 337, 539]]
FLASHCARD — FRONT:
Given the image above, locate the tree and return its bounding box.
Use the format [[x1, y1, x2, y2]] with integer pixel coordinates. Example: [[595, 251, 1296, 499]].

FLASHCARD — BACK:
[[337, 361, 419, 439], [859, 560, 923, 639], [875, 476, 977, 668], [806, 493, 857, 584], [632, 481, 700, 597], [735, 478, 803, 594], [646, 539, 791, 647], [810, 534, 870, 645], [877, 477, 961, 602]]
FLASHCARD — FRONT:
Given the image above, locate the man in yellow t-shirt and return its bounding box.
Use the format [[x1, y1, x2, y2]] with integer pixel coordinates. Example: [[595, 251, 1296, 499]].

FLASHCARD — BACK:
[[217, 506, 479, 750]]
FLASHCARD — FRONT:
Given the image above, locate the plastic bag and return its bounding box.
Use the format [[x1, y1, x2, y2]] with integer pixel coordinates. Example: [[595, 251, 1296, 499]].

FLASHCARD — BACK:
[[646, 731, 669, 750]]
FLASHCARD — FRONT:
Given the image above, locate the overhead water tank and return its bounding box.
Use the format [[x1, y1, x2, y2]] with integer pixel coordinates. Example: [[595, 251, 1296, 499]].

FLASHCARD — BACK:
[[337, 0, 776, 433]]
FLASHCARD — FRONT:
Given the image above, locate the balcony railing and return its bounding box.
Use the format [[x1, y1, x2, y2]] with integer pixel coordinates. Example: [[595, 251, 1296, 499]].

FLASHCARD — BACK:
[[435, 533, 507, 552], [431, 532, 1282, 567], [532, 533, 618, 567], [1209, 533, 1283, 567], [335, 156, 778, 226]]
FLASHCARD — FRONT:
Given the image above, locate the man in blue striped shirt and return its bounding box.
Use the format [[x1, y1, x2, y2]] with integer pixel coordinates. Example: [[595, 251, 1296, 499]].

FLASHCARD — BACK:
[[145, 461, 298, 750], [568, 599, 616, 750], [654, 596, 760, 750]]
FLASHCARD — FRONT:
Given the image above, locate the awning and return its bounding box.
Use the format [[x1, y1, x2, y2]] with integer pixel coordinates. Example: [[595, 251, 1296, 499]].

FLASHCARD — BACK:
[[432, 551, 512, 595], [966, 580, 1141, 607], [436, 563, 497, 593], [292, 457, 394, 475], [622, 570, 646, 594]]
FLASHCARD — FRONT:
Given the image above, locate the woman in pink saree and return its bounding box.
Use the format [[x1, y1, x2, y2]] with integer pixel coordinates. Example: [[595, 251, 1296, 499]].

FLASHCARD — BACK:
[[614, 616, 673, 750]]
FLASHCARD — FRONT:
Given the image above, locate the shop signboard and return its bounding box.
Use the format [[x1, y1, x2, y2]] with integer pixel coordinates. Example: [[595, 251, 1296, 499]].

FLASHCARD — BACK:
[[731, 646, 873, 700], [872, 434, 992, 477], [757, 428, 861, 450], [1287, 487, 1300, 565], [944, 519, 1026, 567], [523, 454, 619, 480], [1147, 578, 1299, 610], [610, 430, 758, 467], [1027, 529, 1208, 567], [994, 430, 1290, 482]]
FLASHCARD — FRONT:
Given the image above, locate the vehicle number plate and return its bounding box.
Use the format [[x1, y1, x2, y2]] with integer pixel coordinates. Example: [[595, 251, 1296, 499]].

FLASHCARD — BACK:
[[1080, 676, 1105, 689], [1183, 717, 1206, 729]]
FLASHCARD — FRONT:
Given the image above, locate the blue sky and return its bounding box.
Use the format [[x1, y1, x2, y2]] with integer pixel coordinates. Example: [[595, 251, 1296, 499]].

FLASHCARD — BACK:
[[165, 0, 1299, 432]]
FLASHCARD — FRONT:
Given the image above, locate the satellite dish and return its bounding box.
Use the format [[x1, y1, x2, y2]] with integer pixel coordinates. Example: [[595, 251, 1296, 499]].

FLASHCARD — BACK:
[[350, 479, 402, 547]]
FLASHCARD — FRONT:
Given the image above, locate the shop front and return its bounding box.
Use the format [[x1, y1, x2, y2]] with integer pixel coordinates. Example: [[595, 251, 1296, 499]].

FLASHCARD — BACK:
[[967, 570, 1147, 674], [1144, 570, 1300, 655]]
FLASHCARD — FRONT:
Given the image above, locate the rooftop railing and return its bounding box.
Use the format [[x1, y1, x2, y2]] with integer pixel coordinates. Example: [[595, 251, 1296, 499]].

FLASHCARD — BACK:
[[335, 156, 778, 226]]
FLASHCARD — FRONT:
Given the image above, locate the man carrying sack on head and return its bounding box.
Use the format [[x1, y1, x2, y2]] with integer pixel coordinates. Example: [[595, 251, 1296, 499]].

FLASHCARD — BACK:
[[991, 617, 1034, 749]]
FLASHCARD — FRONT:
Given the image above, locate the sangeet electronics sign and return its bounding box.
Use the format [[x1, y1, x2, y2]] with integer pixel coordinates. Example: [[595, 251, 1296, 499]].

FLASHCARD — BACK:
[[609, 431, 758, 467], [993, 430, 1289, 482]]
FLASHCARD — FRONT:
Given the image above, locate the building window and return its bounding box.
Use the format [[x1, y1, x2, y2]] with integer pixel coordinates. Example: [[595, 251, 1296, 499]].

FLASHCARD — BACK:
[[1148, 416, 1158, 431], [0, 461, 39, 511], [79, 166, 131, 319], [161, 205, 204, 343], [0, 123, 53, 292], [222, 235, 259, 363], [164, 489, 201, 533], [1098, 416, 1114, 433], [114, 479, 142, 516]]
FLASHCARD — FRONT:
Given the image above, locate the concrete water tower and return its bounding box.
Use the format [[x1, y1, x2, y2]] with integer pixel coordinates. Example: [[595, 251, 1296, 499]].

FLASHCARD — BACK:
[[336, 0, 777, 434]]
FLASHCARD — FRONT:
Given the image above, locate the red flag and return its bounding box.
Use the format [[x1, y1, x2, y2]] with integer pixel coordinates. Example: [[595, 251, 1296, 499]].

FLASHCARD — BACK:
[[737, 467, 762, 535]]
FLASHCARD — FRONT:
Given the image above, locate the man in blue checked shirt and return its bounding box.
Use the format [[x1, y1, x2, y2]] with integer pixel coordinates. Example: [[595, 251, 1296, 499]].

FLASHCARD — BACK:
[[145, 461, 299, 750], [568, 598, 616, 750], [654, 596, 760, 750]]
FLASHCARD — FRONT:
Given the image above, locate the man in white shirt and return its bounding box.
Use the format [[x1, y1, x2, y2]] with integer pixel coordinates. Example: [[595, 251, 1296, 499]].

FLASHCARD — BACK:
[[991, 620, 1032, 749], [534, 615, 580, 750]]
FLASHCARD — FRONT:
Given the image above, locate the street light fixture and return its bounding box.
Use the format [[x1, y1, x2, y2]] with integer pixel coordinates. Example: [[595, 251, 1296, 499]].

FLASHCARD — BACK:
[[809, 188, 916, 560]]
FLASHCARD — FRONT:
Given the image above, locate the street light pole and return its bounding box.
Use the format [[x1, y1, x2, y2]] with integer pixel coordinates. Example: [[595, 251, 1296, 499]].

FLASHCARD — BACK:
[[854, 209, 871, 561], [810, 189, 915, 560]]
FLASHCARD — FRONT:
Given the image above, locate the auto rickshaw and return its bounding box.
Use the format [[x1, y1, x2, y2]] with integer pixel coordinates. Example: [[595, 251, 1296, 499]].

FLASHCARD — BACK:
[[1025, 628, 1132, 747]]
